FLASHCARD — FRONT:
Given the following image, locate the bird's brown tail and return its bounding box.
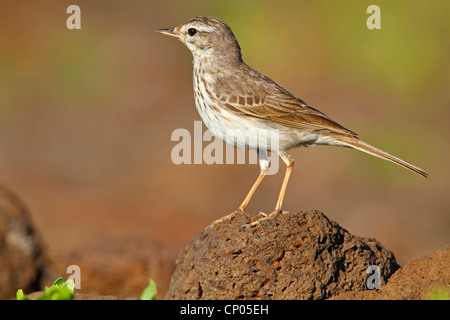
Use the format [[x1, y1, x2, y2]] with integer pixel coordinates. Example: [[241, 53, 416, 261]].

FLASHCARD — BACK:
[[335, 136, 428, 178]]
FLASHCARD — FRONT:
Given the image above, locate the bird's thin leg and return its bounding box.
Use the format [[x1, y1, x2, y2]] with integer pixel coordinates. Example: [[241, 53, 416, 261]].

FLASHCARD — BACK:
[[245, 151, 294, 228], [274, 153, 294, 212], [239, 150, 270, 211], [206, 151, 269, 230], [238, 171, 266, 211]]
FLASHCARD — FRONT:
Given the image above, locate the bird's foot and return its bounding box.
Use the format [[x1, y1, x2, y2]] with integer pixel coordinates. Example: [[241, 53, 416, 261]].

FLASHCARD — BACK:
[[205, 210, 240, 230], [242, 209, 280, 230]]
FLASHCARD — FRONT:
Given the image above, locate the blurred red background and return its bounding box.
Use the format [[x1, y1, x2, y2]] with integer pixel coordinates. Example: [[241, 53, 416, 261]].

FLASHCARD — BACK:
[[0, 0, 448, 266]]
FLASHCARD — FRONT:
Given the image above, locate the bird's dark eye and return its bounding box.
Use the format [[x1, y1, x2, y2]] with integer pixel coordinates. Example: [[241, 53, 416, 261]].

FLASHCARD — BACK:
[[188, 28, 197, 36]]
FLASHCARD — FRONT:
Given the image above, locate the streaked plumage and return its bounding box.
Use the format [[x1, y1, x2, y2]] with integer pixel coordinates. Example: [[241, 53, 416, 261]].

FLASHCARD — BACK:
[[156, 16, 427, 216]]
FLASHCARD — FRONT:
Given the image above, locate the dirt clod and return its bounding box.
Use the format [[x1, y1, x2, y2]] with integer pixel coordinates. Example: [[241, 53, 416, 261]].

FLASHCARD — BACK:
[[165, 210, 400, 300]]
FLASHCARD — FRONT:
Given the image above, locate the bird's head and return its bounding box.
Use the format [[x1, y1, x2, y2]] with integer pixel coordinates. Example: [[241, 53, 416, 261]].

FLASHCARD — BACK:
[[156, 16, 242, 63]]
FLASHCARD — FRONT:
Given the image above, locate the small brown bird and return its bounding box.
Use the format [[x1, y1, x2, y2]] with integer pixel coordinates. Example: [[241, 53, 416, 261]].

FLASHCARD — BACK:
[[156, 16, 427, 218]]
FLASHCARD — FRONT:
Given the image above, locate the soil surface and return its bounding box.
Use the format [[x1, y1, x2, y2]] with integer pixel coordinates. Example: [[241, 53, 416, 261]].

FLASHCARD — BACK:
[[165, 210, 400, 299], [1, 186, 448, 300]]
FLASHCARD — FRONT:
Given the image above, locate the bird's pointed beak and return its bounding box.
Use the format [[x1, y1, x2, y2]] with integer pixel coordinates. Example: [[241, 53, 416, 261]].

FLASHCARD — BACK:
[[155, 28, 180, 38]]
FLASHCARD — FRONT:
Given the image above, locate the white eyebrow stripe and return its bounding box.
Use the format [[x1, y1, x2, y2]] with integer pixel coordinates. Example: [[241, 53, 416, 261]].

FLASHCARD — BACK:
[[187, 24, 216, 33]]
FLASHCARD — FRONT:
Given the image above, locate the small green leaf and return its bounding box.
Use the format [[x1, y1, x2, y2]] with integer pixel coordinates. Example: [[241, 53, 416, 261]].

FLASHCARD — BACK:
[[140, 279, 157, 300], [16, 289, 28, 300], [18, 277, 76, 300], [65, 279, 75, 292], [52, 277, 63, 287], [425, 285, 450, 300]]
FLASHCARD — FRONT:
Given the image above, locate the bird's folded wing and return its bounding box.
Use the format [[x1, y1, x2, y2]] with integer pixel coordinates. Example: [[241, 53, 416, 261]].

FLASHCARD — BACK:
[[219, 92, 358, 138]]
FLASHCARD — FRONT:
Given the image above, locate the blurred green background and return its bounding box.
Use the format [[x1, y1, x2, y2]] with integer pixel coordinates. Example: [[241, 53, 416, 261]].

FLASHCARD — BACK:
[[0, 0, 448, 265]]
